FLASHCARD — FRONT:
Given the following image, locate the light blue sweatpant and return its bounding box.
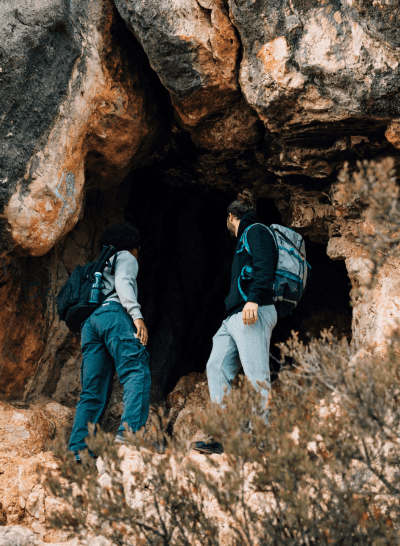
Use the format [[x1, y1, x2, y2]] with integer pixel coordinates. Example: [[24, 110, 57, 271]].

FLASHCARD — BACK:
[[206, 305, 277, 415]]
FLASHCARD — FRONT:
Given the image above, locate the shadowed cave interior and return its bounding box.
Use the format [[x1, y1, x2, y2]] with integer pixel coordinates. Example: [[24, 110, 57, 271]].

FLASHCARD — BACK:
[[76, 167, 353, 433]]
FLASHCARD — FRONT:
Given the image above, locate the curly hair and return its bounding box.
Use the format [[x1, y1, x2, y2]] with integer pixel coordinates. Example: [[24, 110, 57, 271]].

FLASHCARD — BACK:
[[227, 190, 257, 220], [99, 222, 141, 252]]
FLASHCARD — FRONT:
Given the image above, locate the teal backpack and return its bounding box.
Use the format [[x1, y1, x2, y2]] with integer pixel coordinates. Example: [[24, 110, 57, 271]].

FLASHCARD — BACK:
[[237, 223, 310, 318]]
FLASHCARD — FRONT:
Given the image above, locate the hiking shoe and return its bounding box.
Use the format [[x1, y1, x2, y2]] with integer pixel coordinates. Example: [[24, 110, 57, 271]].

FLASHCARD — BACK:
[[191, 439, 224, 455], [115, 433, 166, 454], [148, 441, 166, 454]]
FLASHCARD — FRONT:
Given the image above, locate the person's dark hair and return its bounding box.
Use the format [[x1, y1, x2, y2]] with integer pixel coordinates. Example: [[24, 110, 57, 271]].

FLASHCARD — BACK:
[[227, 190, 257, 220], [99, 222, 141, 252]]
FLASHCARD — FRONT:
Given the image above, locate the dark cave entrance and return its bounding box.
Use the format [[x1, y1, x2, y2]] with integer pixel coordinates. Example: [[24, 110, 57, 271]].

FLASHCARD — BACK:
[[115, 167, 352, 401]]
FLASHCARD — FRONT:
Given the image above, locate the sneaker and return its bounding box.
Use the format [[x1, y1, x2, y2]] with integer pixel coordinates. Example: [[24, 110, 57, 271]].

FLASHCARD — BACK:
[[115, 433, 166, 454], [115, 433, 128, 444], [191, 439, 224, 455]]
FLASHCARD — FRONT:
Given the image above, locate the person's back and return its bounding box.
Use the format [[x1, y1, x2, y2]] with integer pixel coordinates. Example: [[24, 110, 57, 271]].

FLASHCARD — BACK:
[[102, 250, 142, 322], [68, 223, 150, 462]]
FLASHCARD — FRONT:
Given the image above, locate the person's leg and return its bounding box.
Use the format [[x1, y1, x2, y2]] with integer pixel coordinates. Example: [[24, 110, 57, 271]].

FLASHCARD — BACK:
[[206, 321, 242, 404], [192, 321, 240, 454], [227, 305, 277, 420], [68, 320, 114, 457], [97, 304, 151, 434]]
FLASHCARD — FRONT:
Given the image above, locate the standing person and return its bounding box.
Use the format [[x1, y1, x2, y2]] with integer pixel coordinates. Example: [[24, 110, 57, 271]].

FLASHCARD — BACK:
[[68, 222, 151, 461], [192, 191, 278, 454]]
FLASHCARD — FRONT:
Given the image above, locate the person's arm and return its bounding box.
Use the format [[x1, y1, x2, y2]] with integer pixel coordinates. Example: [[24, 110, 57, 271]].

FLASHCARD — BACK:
[[243, 226, 276, 325], [114, 252, 148, 344]]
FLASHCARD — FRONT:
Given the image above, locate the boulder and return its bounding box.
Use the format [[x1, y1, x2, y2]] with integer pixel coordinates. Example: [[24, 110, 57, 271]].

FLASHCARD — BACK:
[[168, 374, 210, 442]]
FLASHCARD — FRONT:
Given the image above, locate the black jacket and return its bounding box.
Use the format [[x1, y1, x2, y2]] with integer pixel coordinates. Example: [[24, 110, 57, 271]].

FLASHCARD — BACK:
[[225, 212, 277, 317]]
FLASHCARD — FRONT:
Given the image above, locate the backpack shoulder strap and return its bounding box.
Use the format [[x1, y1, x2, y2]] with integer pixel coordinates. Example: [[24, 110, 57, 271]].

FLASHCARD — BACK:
[[237, 225, 252, 255], [109, 252, 118, 276], [237, 223, 278, 256]]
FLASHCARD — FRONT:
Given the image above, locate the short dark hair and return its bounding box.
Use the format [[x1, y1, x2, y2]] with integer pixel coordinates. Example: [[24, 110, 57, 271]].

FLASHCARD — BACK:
[[227, 190, 257, 220], [99, 222, 141, 252]]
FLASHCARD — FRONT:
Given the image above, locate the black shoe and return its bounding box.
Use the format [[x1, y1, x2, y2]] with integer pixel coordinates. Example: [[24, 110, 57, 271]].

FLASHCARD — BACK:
[[191, 439, 224, 455], [149, 441, 166, 454]]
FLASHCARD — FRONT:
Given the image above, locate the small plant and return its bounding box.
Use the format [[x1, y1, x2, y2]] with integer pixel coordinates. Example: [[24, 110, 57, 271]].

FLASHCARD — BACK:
[[335, 158, 400, 286]]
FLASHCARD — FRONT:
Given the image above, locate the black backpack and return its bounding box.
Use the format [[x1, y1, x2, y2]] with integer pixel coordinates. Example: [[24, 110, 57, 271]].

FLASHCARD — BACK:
[[57, 246, 117, 333]]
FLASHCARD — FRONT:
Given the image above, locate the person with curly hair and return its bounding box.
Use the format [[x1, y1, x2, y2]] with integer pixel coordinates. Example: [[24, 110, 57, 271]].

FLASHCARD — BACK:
[[68, 222, 152, 459], [192, 191, 278, 455]]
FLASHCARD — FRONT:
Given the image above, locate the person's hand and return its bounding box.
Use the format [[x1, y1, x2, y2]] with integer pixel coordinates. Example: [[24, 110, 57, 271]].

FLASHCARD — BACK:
[[242, 302, 259, 325], [134, 319, 148, 345]]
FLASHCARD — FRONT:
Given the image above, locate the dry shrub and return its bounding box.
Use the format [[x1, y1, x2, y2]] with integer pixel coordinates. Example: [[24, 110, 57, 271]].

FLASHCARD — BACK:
[[43, 330, 400, 545], [335, 157, 400, 285]]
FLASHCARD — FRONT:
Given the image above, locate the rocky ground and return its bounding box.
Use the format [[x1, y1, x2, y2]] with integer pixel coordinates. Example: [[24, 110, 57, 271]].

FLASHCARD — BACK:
[[0, 373, 211, 542]]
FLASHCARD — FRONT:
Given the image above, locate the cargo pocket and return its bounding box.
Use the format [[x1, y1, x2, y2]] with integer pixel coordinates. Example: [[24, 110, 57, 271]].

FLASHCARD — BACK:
[[116, 335, 149, 365]]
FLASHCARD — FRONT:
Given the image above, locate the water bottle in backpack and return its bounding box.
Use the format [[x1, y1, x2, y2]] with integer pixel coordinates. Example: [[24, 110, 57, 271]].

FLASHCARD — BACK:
[[89, 272, 104, 304], [57, 245, 117, 333]]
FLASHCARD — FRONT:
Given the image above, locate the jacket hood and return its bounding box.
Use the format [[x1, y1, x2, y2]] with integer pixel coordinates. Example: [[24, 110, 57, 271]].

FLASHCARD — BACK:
[[237, 212, 261, 240]]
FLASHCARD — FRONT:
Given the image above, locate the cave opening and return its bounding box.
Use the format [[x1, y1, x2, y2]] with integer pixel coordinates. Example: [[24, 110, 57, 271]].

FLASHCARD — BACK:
[[93, 165, 353, 409]]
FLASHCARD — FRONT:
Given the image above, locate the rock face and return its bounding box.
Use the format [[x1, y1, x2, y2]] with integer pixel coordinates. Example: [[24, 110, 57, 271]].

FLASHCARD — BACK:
[[328, 237, 400, 351], [0, 182, 127, 400], [0, 0, 166, 257], [114, 0, 240, 124], [0, 402, 73, 533], [226, 0, 400, 177], [229, 0, 400, 132]]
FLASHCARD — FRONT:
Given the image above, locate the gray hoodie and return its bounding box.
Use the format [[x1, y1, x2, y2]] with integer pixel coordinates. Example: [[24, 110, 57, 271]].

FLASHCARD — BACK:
[[101, 250, 143, 322]]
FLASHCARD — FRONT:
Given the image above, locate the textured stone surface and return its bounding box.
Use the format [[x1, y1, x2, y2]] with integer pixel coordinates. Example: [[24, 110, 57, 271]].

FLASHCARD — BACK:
[[112, 0, 269, 157], [114, 0, 240, 125], [0, 526, 109, 545], [0, 401, 73, 530], [0, 401, 73, 457], [225, 0, 400, 176], [0, 526, 44, 546], [167, 373, 209, 441], [328, 237, 400, 352], [227, 0, 400, 132], [0, 0, 165, 257], [0, 182, 127, 400], [0, 448, 60, 532]]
